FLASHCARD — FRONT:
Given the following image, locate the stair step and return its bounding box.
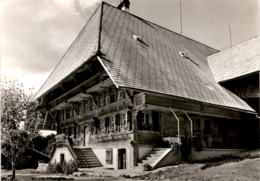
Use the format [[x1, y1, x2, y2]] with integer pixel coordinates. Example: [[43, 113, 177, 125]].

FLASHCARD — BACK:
[[153, 148, 166, 151], [149, 152, 163, 156], [73, 148, 102, 168], [138, 148, 168, 168], [144, 156, 158, 161], [151, 150, 165, 154]]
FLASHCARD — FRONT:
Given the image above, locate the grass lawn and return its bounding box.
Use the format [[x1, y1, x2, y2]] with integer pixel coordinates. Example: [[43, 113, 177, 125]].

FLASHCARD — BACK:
[[132, 157, 260, 180], [2, 156, 260, 180]]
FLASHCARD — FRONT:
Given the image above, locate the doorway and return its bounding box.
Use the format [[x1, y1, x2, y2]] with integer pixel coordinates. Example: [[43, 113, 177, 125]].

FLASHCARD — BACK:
[[118, 148, 126, 169], [83, 125, 90, 147]]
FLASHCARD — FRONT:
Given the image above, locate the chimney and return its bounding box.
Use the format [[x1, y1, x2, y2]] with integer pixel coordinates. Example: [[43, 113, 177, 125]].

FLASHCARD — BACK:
[[117, 0, 130, 12]]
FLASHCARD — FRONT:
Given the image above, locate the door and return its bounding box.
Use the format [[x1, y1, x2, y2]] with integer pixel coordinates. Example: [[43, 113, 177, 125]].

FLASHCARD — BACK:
[[118, 149, 126, 169], [84, 125, 90, 147]]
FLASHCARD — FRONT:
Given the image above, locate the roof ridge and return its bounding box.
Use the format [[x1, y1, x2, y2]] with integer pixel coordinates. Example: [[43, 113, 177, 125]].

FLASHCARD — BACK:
[[97, 2, 104, 54]]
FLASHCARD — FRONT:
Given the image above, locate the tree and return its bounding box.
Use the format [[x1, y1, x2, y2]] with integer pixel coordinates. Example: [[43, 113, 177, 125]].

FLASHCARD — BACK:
[[1, 80, 37, 180]]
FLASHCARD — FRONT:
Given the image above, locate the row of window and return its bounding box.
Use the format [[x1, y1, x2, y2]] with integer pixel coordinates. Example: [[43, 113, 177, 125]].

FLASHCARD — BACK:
[[59, 88, 126, 121], [93, 112, 132, 134], [61, 111, 160, 137], [61, 112, 132, 138]]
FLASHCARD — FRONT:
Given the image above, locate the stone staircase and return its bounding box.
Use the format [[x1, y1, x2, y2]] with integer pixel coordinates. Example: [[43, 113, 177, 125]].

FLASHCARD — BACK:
[[138, 148, 169, 167], [73, 148, 102, 168]]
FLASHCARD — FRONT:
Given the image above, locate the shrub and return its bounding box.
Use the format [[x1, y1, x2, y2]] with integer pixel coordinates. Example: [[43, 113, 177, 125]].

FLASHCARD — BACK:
[[47, 160, 78, 175], [47, 162, 57, 173], [61, 160, 78, 175]]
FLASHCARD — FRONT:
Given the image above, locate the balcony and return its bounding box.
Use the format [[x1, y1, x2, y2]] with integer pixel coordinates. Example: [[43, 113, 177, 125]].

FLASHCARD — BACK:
[[60, 98, 132, 124]]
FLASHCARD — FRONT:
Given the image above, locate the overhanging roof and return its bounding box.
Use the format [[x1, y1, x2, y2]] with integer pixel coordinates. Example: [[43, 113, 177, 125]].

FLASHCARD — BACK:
[[35, 2, 255, 113]]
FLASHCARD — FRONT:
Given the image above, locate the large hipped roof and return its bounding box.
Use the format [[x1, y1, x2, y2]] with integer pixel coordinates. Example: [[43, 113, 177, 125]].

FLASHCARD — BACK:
[[35, 2, 254, 113]]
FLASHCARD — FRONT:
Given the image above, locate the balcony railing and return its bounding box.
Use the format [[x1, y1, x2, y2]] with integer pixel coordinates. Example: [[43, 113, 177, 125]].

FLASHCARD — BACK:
[[60, 98, 131, 123], [89, 131, 133, 143]]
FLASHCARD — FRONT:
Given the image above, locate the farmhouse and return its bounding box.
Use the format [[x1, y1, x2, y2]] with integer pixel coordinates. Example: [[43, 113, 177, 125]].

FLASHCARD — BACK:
[[35, 2, 259, 170]]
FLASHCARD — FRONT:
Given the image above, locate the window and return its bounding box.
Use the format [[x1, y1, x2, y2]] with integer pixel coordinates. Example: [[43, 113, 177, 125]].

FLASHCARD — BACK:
[[121, 113, 127, 130], [204, 120, 211, 134], [83, 100, 87, 112], [66, 108, 70, 119], [79, 101, 84, 114], [74, 126, 77, 139], [137, 111, 152, 131], [118, 91, 126, 100], [121, 114, 126, 126], [106, 148, 113, 164], [106, 91, 110, 104], [89, 99, 93, 110], [60, 110, 64, 121], [69, 107, 73, 117], [60, 154, 65, 163], [152, 111, 160, 131], [100, 93, 105, 106], [110, 116, 115, 132], [68, 127, 72, 136], [193, 119, 200, 133], [100, 119, 105, 131], [110, 88, 117, 103], [93, 117, 100, 133], [115, 114, 121, 132], [127, 111, 132, 130], [105, 117, 110, 133]]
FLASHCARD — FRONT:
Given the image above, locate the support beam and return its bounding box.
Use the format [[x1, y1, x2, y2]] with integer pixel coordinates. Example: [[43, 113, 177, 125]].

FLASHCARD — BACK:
[[169, 107, 181, 163], [84, 93, 98, 108], [169, 107, 180, 143], [49, 111, 61, 133], [33, 110, 41, 132], [69, 102, 80, 116], [42, 111, 49, 129], [124, 90, 134, 105], [184, 112, 193, 137]]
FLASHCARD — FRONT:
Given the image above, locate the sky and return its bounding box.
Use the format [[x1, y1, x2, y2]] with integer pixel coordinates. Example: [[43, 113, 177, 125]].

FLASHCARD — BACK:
[[1, 0, 259, 92]]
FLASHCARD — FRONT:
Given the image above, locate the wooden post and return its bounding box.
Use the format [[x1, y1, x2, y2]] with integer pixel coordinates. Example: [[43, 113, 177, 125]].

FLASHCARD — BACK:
[[184, 112, 193, 137], [169, 107, 180, 143], [169, 107, 181, 163], [42, 111, 49, 130]]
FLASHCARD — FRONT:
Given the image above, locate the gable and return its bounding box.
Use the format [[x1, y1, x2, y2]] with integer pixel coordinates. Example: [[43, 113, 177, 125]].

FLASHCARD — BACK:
[[35, 4, 102, 99]]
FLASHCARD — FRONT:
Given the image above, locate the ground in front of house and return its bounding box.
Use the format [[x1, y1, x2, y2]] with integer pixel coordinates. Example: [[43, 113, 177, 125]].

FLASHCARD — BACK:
[[2, 155, 260, 180]]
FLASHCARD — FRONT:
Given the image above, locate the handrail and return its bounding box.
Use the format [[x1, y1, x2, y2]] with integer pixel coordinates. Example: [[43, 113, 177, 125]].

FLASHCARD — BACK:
[[65, 142, 78, 161], [151, 148, 172, 169]]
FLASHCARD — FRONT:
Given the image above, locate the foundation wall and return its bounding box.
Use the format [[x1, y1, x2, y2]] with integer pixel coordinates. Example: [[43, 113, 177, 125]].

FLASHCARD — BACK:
[[91, 139, 134, 170]]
